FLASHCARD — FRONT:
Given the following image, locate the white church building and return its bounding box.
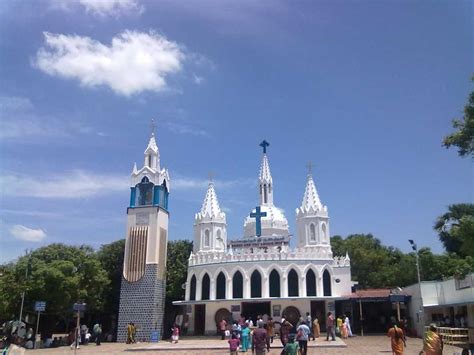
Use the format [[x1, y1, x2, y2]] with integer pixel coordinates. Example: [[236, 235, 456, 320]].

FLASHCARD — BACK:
[[175, 141, 354, 335]]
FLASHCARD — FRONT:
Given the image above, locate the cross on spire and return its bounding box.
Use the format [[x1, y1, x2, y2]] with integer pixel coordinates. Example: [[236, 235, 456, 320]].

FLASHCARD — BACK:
[[306, 162, 313, 175], [250, 206, 267, 237], [259, 140, 270, 154], [150, 118, 156, 136]]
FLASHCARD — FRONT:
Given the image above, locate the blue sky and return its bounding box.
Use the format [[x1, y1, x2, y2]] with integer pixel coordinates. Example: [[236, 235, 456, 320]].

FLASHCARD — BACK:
[[0, 0, 472, 263]]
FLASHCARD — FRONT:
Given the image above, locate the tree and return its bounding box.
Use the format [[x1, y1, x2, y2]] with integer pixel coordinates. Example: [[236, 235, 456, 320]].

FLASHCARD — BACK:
[[443, 78, 474, 157], [434, 203, 474, 257], [165, 240, 193, 301]]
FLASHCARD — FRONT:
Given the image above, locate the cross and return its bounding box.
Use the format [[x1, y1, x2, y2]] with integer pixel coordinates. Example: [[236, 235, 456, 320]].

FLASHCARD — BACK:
[[150, 118, 156, 136], [259, 140, 270, 154], [250, 206, 267, 237], [306, 162, 313, 175], [208, 171, 215, 182]]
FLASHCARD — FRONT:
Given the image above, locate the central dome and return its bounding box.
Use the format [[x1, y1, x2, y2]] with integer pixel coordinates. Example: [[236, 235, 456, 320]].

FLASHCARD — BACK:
[[243, 204, 289, 238]]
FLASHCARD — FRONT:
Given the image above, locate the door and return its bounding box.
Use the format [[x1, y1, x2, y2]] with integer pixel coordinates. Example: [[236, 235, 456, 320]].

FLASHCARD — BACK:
[[311, 301, 326, 331], [194, 304, 206, 335]]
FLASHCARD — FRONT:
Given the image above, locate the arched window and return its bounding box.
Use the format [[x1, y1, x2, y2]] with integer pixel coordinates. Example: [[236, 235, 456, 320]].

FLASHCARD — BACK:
[[321, 223, 327, 242], [204, 230, 210, 248], [216, 229, 223, 249], [232, 271, 243, 298], [309, 223, 316, 242], [323, 269, 332, 296], [190, 275, 196, 301], [306, 269, 316, 296], [288, 269, 299, 297], [148, 155, 152, 167], [201, 273, 210, 300], [136, 177, 153, 206], [269, 269, 280, 297], [216, 272, 226, 299], [250, 270, 262, 298], [263, 184, 268, 203]]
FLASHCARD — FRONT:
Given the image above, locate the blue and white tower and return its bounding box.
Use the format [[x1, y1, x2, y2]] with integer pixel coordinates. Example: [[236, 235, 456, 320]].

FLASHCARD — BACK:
[[117, 127, 170, 341]]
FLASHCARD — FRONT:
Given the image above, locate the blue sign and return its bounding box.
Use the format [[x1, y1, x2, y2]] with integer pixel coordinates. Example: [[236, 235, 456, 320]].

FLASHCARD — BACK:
[[390, 294, 407, 303], [150, 330, 160, 342], [73, 303, 86, 312], [35, 301, 46, 312]]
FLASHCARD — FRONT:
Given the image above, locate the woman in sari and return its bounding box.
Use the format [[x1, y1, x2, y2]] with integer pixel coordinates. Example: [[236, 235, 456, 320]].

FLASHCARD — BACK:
[[422, 324, 443, 355]]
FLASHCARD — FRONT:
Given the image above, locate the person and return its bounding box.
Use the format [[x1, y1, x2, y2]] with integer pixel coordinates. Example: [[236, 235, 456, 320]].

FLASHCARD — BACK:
[[283, 335, 299, 355], [70, 326, 80, 349], [313, 317, 320, 339], [305, 313, 314, 341], [80, 324, 87, 345], [219, 318, 228, 340], [171, 324, 179, 343], [422, 324, 443, 355], [267, 317, 274, 344], [326, 312, 336, 341], [251, 321, 267, 355], [232, 321, 241, 339], [280, 318, 293, 348], [85, 332, 91, 345], [93, 323, 102, 346], [344, 314, 353, 337], [341, 317, 348, 339], [387, 322, 406, 355], [296, 320, 311, 355], [241, 324, 251, 352], [228, 334, 240, 355], [336, 315, 343, 337], [127, 322, 134, 344]]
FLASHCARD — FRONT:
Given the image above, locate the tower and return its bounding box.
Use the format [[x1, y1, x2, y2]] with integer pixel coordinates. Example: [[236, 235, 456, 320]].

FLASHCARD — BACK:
[[117, 128, 170, 342], [193, 181, 227, 253], [296, 167, 332, 256]]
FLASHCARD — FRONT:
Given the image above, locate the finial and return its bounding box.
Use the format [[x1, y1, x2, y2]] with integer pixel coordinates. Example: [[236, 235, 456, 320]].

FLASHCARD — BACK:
[[259, 140, 270, 154], [306, 162, 313, 176], [150, 118, 156, 137]]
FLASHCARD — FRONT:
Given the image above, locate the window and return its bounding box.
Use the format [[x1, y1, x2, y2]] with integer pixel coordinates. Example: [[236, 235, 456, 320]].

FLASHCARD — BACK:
[[201, 273, 210, 300], [269, 269, 280, 297], [233, 271, 243, 298], [323, 269, 332, 296], [309, 223, 316, 242], [216, 272, 226, 299], [288, 269, 299, 297], [306, 269, 316, 296], [204, 230, 210, 248], [190, 275, 196, 300], [251, 270, 262, 298], [136, 178, 153, 206], [263, 184, 268, 203], [321, 223, 327, 242]]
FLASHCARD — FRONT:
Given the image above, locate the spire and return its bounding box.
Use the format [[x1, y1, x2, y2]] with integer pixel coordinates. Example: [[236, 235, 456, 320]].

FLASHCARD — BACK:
[[144, 134, 159, 154], [300, 173, 323, 213], [132, 162, 138, 174], [199, 182, 224, 219], [259, 154, 273, 183], [258, 140, 273, 206]]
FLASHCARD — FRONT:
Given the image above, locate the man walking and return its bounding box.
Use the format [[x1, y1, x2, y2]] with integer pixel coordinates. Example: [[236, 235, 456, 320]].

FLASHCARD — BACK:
[[251, 321, 267, 355], [93, 323, 102, 346], [326, 312, 336, 341]]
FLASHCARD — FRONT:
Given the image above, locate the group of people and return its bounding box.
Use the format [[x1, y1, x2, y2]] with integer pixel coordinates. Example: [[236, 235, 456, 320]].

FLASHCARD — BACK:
[[220, 312, 323, 355], [387, 322, 446, 355], [325, 312, 352, 341], [70, 322, 102, 349]]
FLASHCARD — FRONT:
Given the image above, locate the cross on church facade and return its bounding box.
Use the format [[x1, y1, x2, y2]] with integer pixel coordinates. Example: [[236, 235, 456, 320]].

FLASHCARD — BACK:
[[250, 206, 267, 237], [260, 140, 270, 154]]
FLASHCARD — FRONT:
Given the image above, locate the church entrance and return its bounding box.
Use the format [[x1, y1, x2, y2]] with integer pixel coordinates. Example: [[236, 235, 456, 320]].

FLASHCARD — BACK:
[[241, 301, 271, 322], [194, 304, 206, 335], [311, 301, 326, 331]]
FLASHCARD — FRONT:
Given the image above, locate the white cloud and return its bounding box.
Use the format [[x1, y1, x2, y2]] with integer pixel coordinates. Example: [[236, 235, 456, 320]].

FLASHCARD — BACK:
[[0, 170, 127, 199], [193, 73, 204, 85], [34, 31, 186, 96], [10, 225, 47, 242], [165, 121, 209, 137], [173, 176, 253, 190], [50, 0, 143, 17]]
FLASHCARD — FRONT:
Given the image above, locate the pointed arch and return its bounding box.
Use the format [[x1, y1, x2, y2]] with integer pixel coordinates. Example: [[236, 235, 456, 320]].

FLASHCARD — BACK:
[[190, 274, 197, 301], [204, 229, 210, 248], [250, 270, 262, 298], [321, 223, 327, 243], [309, 223, 316, 242], [232, 270, 244, 299], [269, 269, 281, 297], [201, 273, 210, 300], [216, 272, 226, 299], [306, 269, 317, 296], [323, 269, 332, 296], [288, 269, 299, 297]]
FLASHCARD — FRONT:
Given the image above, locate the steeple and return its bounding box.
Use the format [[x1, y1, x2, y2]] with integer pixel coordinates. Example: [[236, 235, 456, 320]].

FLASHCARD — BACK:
[[258, 140, 273, 206], [144, 132, 160, 171], [198, 182, 225, 220], [299, 173, 323, 213]]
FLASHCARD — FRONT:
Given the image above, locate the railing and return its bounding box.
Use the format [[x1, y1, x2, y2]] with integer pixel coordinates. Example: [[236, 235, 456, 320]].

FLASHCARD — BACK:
[[188, 247, 350, 267], [425, 327, 470, 348]]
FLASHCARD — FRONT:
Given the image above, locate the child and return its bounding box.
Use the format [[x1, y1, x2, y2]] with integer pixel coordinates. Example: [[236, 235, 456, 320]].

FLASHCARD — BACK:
[[228, 334, 240, 355], [284, 335, 299, 355], [171, 324, 179, 343]]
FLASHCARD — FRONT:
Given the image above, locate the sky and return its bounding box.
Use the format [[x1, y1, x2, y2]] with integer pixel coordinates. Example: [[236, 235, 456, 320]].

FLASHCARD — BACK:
[[0, 0, 472, 263]]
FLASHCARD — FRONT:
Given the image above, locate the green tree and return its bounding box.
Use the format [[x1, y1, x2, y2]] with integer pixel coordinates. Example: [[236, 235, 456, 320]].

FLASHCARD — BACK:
[[434, 203, 474, 257], [166, 240, 193, 301], [443, 78, 474, 157]]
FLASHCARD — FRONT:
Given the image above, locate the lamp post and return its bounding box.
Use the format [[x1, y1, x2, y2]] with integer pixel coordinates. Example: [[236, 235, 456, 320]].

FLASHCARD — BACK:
[[408, 239, 423, 334], [19, 251, 31, 322]]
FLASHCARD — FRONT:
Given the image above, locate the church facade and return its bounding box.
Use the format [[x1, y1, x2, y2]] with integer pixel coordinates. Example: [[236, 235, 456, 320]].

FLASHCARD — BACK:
[[175, 141, 354, 335]]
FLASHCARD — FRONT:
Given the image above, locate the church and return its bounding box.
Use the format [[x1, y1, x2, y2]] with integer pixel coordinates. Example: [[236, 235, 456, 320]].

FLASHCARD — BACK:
[[174, 140, 354, 335]]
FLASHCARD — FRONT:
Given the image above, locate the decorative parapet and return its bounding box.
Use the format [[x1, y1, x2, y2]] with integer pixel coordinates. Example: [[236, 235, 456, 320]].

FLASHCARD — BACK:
[[188, 247, 350, 267]]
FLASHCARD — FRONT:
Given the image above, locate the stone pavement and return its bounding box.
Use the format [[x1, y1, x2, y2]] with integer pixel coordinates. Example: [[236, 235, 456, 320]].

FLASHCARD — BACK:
[[31, 335, 465, 354]]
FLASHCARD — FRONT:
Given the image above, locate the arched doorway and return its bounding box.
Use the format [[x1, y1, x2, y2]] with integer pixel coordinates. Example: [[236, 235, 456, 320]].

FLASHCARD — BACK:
[[251, 270, 262, 298], [216, 272, 226, 299], [215, 308, 232, 325], [323, 269, 332, 296], [306, 269, 316, 296], [202, 273, 210, 300], [288, 269, 299, 297], [282, 306, 301, 326], [233, 271, 243, 298], [190, 275, 196, 301], [269, 269, 280, 297]]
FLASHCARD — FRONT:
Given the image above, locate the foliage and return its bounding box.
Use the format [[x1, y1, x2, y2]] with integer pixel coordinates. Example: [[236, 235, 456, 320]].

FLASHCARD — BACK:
[[434, 203, 474, 257], [443, 78, 474, 157], [165, 240, 193, 301]]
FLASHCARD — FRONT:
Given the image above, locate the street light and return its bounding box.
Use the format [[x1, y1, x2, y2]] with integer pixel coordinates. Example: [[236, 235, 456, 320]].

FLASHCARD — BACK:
[[408, 239, 424, 334]]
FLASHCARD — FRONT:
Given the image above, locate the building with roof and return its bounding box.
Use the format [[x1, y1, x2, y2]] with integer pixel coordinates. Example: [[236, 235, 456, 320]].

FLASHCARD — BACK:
[[174, 140, 354, 335]]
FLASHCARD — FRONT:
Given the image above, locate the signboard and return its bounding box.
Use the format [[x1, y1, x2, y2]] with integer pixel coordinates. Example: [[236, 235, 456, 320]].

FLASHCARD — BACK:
[[230, 305, 241, 312], [136, 212, 149, 225], [389, 295, 407, 303], [229, 235, 291, 248], [35, 301, 46, 312], [73, 303, 87, 312], [272, 305, 281, 317], [150, 330, 160, 342]]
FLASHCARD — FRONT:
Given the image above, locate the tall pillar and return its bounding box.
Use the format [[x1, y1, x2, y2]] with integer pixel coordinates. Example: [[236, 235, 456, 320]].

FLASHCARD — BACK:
[[210, 278, 216, 300], [282, 276, 288, 298], [244, 276, 250, 299], [196, 280, 202, 301], [226, 277, 232, 299], [301, 275, 307, 297], [262, 276, 269, 298]]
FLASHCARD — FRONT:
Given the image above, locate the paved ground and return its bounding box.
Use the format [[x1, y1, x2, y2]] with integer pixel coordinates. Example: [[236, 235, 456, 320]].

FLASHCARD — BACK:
[[31, 335, 465, 354]]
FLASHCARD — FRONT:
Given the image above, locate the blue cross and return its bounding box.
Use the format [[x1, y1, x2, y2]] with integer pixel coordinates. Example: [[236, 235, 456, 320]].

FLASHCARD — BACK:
[[259, 140, 270, 154], [250, 206, 267, 237]]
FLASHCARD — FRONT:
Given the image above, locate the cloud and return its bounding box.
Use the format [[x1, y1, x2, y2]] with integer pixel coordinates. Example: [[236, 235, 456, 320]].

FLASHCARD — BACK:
[[10, 225, 47, 242], [0, 96, 96, 140], [173, 176, 253, 190], [193, 73, 204, 85], [165, 121, 209, 137], [0, 170, 127, 199], [50, 0, 144, 17], [34, 31, 187, 96]]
